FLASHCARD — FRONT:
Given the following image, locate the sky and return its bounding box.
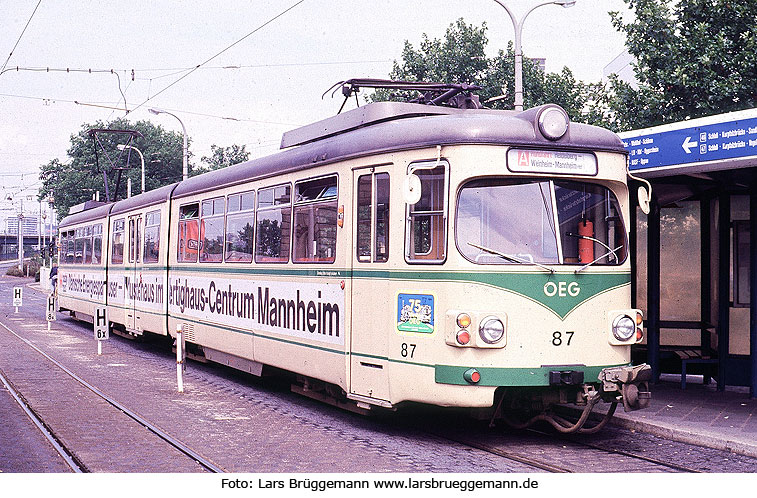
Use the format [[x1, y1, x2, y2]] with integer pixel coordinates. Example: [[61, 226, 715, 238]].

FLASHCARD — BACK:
[[0, 0, 632, 220]]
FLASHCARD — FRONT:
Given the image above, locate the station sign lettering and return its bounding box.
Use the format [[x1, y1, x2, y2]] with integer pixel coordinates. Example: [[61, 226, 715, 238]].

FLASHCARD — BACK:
[[620, 111, 757, 172]]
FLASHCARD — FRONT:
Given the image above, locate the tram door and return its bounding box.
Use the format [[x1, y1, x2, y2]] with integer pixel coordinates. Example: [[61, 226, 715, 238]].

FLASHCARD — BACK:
[[350, 167, 392, 403], [126, 214, 142, 332]]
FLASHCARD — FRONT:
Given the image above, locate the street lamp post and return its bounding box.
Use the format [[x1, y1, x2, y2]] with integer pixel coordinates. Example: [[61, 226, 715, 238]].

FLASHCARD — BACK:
[[41, 210, 47, 267], [48, 195, 55, 264], [492, 0, 576, 111], [148, 108, 188, 181], [117, 144, 145, 193]]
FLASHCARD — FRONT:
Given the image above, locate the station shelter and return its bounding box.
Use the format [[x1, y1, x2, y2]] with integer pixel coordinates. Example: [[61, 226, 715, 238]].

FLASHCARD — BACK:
[[619, 107, 757, 398]]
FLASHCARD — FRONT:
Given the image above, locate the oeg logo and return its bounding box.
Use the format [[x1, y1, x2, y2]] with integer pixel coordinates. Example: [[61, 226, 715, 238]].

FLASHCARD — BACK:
[[544, 281, 580, 297]]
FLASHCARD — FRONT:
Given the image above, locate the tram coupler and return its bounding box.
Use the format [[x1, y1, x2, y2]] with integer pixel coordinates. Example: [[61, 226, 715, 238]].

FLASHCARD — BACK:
[[598, 364, 652, 412]]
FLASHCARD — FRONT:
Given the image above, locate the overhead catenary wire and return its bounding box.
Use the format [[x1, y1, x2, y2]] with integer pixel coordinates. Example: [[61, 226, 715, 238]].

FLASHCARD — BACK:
[[130, 0, 307, 114], [0, 59, 392, 79], [0, 92, 301, 127], [0, 0, 43, 75]]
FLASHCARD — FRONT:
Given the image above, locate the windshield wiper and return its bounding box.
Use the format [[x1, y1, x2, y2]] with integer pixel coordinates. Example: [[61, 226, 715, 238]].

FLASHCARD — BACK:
[[565, 231, 618, 262], [467, 242, 555, 274], [574, 245, 623, 273]]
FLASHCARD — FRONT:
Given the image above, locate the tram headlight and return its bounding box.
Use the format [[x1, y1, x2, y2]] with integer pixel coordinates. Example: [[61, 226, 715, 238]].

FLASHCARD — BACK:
[[538, 106, 569, 141], [612, 315, 636, 342], [479, 317, 505, 344]]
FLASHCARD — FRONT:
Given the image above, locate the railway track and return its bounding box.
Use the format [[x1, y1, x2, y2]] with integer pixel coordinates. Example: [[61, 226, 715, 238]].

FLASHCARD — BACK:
[[426, 426, 702, 473], [0, 367, 83, 472], [4, 281, 756, 473], [0, 318, 223, 473], [401, 407, 717, 473]]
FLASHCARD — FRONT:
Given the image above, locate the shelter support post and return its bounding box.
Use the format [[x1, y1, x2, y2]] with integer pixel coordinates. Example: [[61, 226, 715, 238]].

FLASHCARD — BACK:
[[717, 193, 730, 392], [647, 195, 661, 383], [701, 198, 711, 354], [750, 189, 757, 398]]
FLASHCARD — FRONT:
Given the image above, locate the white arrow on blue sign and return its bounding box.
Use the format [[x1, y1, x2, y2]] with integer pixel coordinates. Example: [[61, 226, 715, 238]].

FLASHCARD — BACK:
[[619, 108, 757, 174]]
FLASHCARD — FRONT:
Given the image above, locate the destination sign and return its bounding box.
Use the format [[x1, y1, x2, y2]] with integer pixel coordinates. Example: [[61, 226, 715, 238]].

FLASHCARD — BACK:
[[507, 149, 597, 176], [619, 109, 757, 173]]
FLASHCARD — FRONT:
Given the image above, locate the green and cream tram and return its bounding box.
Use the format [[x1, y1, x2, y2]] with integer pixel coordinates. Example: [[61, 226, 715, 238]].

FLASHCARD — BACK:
[[57, 83, 650, 433]]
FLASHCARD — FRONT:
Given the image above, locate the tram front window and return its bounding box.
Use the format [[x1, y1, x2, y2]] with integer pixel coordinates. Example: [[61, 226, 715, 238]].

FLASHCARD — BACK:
[[457, 179, 626, 266]]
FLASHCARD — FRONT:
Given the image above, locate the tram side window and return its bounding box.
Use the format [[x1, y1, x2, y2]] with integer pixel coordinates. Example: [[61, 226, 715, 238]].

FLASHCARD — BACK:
[[111, 219, 125, 264], [225, 191, 255, 263], [68, 230, 76, 264], [83, 225, 93, 264], [293, 176, 337, 263], [200, 197, 225, 263], [92, 224, 103, 265], [128, 217, 142, 264], [143, 211, 161, 263], [406, 163, 447, 263], [74, 228, 84, 264], [357, 173, 390, 263], [256, 184, 291, 263], [62, 231, 74, 264], [178, 203, 200, 263]]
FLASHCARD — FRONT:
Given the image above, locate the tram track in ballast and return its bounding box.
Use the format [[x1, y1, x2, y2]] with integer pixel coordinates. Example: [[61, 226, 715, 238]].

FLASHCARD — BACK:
[[0, 367, 84, 472], [0, 317, 223, 473], [395, 406, 716, 473], [423, 426, 701, 472]]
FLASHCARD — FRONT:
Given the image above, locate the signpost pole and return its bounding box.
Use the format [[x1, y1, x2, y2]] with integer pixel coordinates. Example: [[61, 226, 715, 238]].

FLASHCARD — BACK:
[[176, 324, 185, 393]]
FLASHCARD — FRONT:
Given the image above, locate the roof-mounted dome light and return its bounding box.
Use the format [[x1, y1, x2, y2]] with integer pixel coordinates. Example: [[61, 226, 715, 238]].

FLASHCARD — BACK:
[[538, 105, 569, 141]]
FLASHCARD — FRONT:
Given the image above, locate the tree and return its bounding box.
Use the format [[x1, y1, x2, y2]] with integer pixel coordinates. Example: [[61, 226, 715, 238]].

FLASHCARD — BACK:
[[371, 19, 606, 125], [38, 118, 188, 218], [38, 118, 252, 218], [200, 144, 250, 172], [609, 0, 757, 128]]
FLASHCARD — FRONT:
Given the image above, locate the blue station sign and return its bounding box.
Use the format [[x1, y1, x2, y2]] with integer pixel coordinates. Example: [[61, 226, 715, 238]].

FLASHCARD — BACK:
[[618, 109, 757, 173]]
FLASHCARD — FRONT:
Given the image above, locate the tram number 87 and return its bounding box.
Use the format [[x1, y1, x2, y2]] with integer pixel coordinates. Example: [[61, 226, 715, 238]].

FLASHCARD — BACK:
[[552, 331, 574, 347], [401, 343, 416, 358]]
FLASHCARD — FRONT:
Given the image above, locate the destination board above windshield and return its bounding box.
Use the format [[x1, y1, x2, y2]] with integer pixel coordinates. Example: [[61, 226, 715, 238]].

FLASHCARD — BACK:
[[506, 149, 597, 176]]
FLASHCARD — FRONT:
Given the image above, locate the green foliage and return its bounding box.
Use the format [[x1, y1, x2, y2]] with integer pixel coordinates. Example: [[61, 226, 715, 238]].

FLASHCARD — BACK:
[[609, 0, 757, 127], [370, 19, 606, 125], [4, 258, 40, 278], [38, 118, 253, 219], [38, 118, 189, 218], [199, 144, 251, 172]]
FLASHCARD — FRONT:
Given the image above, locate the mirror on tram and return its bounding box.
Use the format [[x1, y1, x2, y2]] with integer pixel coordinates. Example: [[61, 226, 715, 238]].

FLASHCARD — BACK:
[[638, 186, 651, 215], [403, 174, 422, 205]]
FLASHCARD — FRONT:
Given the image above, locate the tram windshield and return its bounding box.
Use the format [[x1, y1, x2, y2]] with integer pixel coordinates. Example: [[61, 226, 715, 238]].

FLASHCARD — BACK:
[[456, 179, 627, 267]]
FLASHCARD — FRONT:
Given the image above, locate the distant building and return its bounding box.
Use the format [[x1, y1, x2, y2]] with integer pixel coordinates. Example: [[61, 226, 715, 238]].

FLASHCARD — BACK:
[[5, 216, 39, 236], [2, 215, 55, 236]]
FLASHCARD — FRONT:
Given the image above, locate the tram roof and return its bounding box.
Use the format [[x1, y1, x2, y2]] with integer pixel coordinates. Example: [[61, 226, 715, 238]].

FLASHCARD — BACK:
[[60, 102, 627, 225], [172, 102, 626, 199], [59, 203, 112, 229], [109, 183, 177, 216]]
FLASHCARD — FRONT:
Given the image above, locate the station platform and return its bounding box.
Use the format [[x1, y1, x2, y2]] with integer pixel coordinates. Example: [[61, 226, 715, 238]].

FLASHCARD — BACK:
[[599, 374, 757, 457]]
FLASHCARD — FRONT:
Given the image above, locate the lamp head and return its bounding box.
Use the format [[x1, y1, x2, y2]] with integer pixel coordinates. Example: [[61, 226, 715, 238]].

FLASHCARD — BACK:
[[555, 0, 576, 7], [148, 108, 161, 115], [117, 144, 127, 151]]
